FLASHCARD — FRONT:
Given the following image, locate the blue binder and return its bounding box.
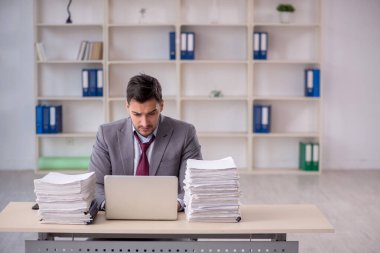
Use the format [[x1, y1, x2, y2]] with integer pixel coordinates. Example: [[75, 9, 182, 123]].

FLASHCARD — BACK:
[[42, 105, 50, 133], [259, 32, 268, 60], [254, 104, 271, 133], [312, 69, 320, 97], [180, 32, 187, 60], [260, 105, 271, 133], [187, 32, 195, 60], [49, 105, 62, 133], [253, 105, 262, 133], [49, 106, 57, 133], [253, 32, 260, 60], [55, 105, 63, 133], [169, 32, 176, 60], [305, 68, 320, 97], [88, 69, 98, 96], [82, 69, 89, 97], [35, 105, 43, 134], [96, 69, 103, 97]]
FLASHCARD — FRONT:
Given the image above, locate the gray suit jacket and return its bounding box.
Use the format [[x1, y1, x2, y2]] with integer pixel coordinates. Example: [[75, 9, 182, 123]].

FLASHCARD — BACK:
[[88, 116, 202, 208]]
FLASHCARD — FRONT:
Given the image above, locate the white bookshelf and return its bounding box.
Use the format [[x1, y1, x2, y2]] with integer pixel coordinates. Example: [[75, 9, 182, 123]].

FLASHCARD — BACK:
[[34, 0, 323, 174]]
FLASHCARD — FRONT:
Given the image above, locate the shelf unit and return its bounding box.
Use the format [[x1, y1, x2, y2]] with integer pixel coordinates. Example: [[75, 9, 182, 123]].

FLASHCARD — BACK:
[[34, 0, 323, 174]]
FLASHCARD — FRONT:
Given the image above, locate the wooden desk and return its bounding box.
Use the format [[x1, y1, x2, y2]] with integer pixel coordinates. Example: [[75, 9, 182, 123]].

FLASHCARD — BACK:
[[0, 202, 334, 253]]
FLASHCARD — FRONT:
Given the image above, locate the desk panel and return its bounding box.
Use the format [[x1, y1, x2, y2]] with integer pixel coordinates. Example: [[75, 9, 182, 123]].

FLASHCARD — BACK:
[[0, 202, 334, 235]]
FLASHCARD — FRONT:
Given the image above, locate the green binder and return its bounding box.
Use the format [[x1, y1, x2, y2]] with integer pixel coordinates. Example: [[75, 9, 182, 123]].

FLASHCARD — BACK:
[[38, 156, 90, 171], [311, 143, 319, 171], [299, 142, 312, 171]]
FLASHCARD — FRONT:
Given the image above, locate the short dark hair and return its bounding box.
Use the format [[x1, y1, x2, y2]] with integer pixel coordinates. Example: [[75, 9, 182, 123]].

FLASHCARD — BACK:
[[126, 74, 163, 104]]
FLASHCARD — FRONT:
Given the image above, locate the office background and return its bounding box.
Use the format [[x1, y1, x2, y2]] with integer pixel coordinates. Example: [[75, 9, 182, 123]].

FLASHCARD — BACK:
[[0, 1, 380, 252], [1, 0, 379, 171]]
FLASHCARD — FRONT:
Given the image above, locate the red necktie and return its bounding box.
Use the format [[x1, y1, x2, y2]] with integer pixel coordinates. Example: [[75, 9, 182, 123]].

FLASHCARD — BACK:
[[134, 132, 155, 176]]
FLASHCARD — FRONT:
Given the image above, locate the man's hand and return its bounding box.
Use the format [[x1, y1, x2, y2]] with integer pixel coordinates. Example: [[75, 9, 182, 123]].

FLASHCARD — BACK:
[[177, 201, 181, 212]]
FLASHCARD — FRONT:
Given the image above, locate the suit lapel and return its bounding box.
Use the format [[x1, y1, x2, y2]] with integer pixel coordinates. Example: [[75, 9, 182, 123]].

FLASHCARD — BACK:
[[117, 118, 134, 175], [150, 117, 173, 176]]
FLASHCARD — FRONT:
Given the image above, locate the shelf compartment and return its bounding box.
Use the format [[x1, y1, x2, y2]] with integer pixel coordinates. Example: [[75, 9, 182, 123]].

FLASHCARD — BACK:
[[181, 96, 247, 101], [108, 63, 177, 98], [36, 0, 104, 24], [198, 137, 248, 169], [108, 0, 177, 25], [181, 26, 247, 61], [38, 137, 95, 158], [37, 61, 104, 64], [253, 0, 320, 25], [37, 63, 103, 97], [37, 156, 90, 171], [181, 60, 248, 64], [181, 62, 247, 97], [252, 137, 319, 171], [197, 132, 247, 138], [36, 24, 103, 28], [109, 26, 175, 61], [252, 100, 320, 133], [181, 0, 247, 25], [252, 132, 319, 138], [253, 26, 320, 62], [37, 27, 103, 61], [253, 97, 320, 102], [253, 63, 320, 97], [36, 100, 104, 133], [37, 133, 96, 138], [254, 23, 320, 28], [253, 60, 320, 64], [109, 60, 175, 65], [37, 97, 103, 101], [182, 100, 247, 133]]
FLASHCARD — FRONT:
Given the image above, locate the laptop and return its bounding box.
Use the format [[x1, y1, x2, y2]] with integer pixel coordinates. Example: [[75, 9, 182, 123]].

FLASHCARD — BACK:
[[104, 175, 178, 220]]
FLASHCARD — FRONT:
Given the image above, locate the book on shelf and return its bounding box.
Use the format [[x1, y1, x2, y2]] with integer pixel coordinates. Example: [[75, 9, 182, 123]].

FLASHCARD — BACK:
[[36, 105, 62, 134], [253, 32, 268, 60], [35, 42, 47, 61], [305, 68, 320, 97], [169, 31, 176, 60], [253, 104, 271, 133], [82, 69, 103, 97], [76, 41, 87, 61], [181, 32, 195, 60], [77, 41, 103, 61], [299, 142, 319, 171]]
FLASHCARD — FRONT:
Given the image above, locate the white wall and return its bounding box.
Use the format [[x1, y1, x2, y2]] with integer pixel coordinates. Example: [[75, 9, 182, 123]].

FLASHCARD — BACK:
[[0, 0, 35, 170], [322, 0, 380, 169], [0, 0, 379, 170]]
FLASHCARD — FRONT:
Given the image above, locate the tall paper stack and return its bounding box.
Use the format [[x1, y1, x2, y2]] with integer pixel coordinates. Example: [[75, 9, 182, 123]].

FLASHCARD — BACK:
[[184, 157, 241, 222], [34, 172, 97, 224]]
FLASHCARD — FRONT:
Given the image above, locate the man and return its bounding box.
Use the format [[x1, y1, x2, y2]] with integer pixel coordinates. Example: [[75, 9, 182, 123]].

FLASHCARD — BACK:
[[89, 73, 202, 211]]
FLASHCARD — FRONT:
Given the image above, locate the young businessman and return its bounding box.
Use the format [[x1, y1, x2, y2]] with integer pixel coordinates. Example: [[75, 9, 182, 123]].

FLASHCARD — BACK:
[[89, 74, 202, 211]]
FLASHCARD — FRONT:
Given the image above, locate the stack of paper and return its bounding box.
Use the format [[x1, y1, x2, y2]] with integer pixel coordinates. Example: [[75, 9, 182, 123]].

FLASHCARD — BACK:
[[34, 172, 97, 224], [184, 157, 241, 222]]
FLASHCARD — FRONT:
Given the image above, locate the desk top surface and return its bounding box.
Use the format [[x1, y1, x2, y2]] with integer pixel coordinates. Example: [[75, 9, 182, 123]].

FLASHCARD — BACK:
[[0, 202, 334, 235]]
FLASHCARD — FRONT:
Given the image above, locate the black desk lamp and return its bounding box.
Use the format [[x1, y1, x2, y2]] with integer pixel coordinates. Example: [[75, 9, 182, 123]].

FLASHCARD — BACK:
[[66, 0, 73, 24]]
